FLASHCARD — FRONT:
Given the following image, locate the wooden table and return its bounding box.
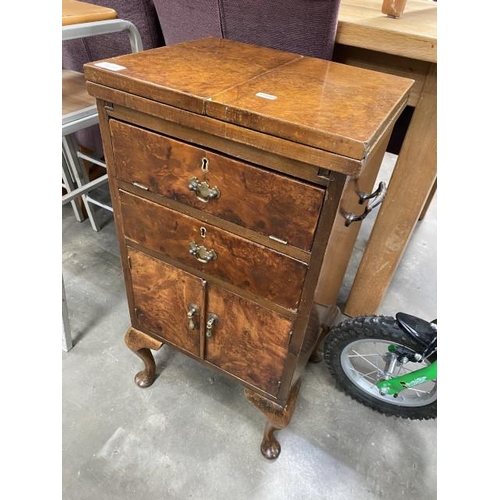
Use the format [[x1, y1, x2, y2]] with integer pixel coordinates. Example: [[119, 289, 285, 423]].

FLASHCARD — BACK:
[[314, 0, 437, 315]]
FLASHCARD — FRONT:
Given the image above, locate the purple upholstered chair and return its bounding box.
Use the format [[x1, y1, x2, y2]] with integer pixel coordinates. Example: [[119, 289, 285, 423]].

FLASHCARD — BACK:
[[218, 0, 340, 60], [152, 0, 341, 60], [152, 0, 222, 45]]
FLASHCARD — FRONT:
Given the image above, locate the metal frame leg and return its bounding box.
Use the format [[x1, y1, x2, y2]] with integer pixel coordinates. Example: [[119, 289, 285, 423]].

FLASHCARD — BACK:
[[62, 133, 102, 231], [62, 275, 73, 352], [62, 151, 85, 222]]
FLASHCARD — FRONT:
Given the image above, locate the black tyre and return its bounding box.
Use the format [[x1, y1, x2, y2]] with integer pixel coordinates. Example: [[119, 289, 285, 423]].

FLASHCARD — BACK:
[[323, 315, 437, 420]]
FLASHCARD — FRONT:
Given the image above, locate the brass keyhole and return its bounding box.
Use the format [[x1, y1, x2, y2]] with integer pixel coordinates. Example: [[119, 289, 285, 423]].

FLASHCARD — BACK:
[[200, 227, 206, 238], [201, 157, 209, 172]]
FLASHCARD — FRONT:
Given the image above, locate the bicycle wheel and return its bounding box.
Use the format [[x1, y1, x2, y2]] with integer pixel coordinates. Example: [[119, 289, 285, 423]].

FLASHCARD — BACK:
[[323, 315, 437, 420]]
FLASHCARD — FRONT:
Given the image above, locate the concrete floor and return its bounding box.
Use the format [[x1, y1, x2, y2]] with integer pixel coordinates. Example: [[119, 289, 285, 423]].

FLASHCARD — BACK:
[[62, 152, 437, 500]]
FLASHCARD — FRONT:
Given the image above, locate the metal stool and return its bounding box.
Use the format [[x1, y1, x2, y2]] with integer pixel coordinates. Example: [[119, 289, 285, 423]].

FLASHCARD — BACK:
[[62, 18, 143, 232], [62, 16, 143, 351]]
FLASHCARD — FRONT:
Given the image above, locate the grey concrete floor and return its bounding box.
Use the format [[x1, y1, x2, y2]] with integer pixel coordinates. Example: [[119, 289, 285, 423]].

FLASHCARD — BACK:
[[62, 152, 437, 500]]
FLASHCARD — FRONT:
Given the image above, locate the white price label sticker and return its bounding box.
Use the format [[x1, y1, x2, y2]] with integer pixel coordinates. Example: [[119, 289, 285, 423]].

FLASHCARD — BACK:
[[94, 62, 126, 71], [255, 92, 277, 100]]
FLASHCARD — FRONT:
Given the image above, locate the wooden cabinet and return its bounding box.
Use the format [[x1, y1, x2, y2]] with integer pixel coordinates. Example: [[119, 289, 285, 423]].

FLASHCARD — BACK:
[[84, 38, 413, 459]]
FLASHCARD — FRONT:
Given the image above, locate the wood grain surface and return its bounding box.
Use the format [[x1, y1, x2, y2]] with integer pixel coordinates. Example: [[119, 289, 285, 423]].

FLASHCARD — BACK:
[[110, 119, 324, 251], [205, 284, 292, 396], [337, 0, 437, 63], [85, 38, 413, 160], [128, 248, 204, 357], [62, 0, 116, 26], [119, 190, 308, 311]]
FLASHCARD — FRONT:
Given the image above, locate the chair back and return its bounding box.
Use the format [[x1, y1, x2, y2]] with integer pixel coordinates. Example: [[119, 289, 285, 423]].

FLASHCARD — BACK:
[[219, 0, 341, 60], [152, 0, 341, 60], [152, 0, 222, 45]]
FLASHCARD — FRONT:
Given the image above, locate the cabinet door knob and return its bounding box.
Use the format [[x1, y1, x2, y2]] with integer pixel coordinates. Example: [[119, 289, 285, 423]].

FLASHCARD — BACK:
[[188, 177, 221, 203], [189, 242, 217, 263], [187, 303, 200, 331], [205, 313, 219, 338]]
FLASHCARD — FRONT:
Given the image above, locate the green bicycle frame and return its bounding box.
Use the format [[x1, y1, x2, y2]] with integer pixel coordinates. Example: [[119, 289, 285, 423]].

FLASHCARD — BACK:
[[376, 360, 437, 396]]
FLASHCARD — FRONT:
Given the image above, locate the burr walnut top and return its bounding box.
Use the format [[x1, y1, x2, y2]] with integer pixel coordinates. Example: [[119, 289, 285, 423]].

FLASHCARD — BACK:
[[84, 37, 413, 160]]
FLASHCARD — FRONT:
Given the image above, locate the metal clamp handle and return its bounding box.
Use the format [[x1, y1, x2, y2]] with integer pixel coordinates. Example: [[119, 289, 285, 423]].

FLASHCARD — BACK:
[[187, 303, 200, 331], [344, 181, 387, 227], [188, 177, 220, 203], [189, 242, 217, 263], [205, 313, 219, 338]]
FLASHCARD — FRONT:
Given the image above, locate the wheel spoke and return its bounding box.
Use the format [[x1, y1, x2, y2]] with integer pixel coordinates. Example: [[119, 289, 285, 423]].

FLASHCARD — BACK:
[[348, 349, 383, 372], [347, 366, 379, 383]]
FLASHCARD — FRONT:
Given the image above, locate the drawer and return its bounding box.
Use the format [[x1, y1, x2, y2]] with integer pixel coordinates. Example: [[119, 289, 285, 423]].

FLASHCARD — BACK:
[[119, 190, 307, 311], [110, 119, 324, 251]]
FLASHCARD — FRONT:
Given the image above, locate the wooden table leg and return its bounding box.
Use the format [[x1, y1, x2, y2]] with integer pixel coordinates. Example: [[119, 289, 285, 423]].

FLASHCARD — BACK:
[[344, 64, 437, 317], [419, 178, 437, 221]]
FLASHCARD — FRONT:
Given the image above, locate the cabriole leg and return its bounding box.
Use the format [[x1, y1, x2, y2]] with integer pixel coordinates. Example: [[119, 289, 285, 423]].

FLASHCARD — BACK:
[[244, 380, 301, 460], [124, 327, 163, 388]]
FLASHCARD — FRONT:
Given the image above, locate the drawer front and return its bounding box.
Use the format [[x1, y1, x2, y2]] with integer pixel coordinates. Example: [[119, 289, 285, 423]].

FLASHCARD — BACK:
[[119, 190, 307, 311], [110, 119, 324, 251], [204, 284, 292, 397], [128, 247, 204, 357]]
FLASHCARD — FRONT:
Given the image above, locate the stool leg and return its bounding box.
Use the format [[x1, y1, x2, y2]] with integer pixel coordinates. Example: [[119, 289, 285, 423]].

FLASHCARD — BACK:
[[62, 152, 85, 222], [62, 275, 73, 352], [62, 134, 102, 231]]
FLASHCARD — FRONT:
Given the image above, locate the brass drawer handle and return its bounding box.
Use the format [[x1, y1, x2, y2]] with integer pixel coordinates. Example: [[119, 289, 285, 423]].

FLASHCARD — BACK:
[[344, 181, 387, 227], [187, 303, 200, 331], [205, 313, 219, 338], [189, 242, 217, 263], [188, 177, 220, 203]]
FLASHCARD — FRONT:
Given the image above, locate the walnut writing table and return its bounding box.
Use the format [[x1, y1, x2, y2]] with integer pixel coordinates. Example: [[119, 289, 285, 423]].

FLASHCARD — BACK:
[[84, 38, 413, 459], [314, 0, 437, 315]]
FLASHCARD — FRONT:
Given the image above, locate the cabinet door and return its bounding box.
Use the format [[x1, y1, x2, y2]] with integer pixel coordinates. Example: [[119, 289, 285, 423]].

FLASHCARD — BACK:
[[128, 247, 204, 358], [204, 284, 293, 397]]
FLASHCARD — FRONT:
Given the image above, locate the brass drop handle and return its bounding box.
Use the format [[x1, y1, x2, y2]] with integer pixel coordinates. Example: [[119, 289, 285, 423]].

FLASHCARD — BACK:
[[205, 313, 219, 338], [188, 177, 221, 203], [344, 181, 387, 227], [189, 242, 217, 264], [187, 303, 200, 331]]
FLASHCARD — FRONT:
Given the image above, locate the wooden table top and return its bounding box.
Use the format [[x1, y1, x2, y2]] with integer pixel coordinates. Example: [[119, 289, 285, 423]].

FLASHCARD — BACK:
[[62, 69, 97, 116], [337, 0, 437, 63], [62, 0, 117, 26]]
